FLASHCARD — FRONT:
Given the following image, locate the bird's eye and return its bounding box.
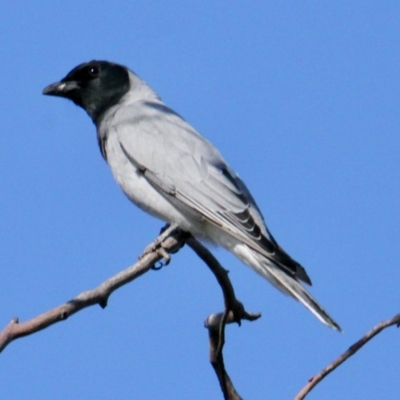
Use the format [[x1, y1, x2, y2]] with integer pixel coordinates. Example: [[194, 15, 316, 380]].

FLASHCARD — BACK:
[[88, 66, 99, 77]]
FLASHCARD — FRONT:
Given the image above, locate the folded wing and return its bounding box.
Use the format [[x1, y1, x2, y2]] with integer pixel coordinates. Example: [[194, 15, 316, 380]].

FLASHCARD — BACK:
[[114, 100, 311, 285]]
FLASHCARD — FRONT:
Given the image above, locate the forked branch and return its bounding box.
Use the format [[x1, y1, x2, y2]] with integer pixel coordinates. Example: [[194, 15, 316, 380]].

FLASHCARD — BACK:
[[0, 227, 260, 400], [187, 236, 261, 400], [2, 226, 395, 400]]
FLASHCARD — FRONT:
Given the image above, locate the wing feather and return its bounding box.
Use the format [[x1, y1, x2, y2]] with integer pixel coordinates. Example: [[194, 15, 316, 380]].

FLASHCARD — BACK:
[[114, 100, 310, 284]]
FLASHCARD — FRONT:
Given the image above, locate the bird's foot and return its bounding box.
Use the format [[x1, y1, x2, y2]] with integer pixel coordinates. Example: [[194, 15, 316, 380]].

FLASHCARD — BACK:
[[151, 247, 172, 270], [139, 223, 179, 260], [139, 223, 180, 270]]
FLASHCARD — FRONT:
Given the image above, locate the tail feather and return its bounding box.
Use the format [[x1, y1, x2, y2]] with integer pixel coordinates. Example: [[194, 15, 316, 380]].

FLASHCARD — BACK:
[[239, 247, 342, 331], [218, 236, 342, 331], [260, 259, 341, 331]]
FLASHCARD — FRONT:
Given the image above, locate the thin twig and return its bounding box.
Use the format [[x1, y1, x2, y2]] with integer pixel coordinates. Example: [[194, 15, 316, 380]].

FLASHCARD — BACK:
[[0, 228, 186, 353], [294, 313, 400, 400], [186, 237, 246, 324], [205, 311, 261, 400], [208, 320, 242, 400], [187, 236, 261, 400], [2, 227, 262, 400], [186, 236, 246, 359]]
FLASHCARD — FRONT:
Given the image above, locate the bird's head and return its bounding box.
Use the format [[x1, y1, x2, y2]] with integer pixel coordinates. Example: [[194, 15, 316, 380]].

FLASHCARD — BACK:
[[43, 60, 130, 123]]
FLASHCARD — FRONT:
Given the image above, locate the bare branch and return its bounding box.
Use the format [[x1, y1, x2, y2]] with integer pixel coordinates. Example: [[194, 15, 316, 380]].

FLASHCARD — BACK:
[[187, 236, 261, 400], [294, 313, 400, 400], [205, 310, 262, 400], [1, 227, 261, 400], [4, 225, 397, 399], [186, 237, 250, 326], [0, 228, 186, 353]]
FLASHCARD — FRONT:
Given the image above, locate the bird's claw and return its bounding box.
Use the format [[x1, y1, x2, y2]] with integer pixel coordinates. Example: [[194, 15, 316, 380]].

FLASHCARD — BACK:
[[139, 223, 179, 260], [151, 247, 171, 270], [139, 223, 178, 270]]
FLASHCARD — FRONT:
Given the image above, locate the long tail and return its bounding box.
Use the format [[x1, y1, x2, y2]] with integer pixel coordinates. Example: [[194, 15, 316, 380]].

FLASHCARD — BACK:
[[239, 246, 342, 331]]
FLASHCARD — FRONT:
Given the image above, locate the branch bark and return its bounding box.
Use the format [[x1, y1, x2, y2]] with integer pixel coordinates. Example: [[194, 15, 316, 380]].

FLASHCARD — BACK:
[[0, 227, 186, 353], [4, 225, 396, 400], [294, 313, 400, 400], [186, 237, 261, 400], [0, 227, 261, 400]]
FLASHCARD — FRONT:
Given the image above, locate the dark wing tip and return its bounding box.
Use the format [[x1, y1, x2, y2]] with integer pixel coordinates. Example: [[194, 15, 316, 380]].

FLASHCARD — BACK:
[[295, 264, 312, 286]]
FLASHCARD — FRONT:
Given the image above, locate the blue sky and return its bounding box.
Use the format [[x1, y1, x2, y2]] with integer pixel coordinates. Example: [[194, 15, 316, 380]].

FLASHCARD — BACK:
[[1, 2, 399, 399]]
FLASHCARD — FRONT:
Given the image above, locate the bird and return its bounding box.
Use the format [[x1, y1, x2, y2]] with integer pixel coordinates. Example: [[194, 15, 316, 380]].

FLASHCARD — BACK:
[[43, 60, 341, 331]]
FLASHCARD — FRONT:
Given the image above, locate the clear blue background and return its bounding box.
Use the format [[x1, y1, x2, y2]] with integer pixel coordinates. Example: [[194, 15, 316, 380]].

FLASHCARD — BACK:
[[1, 2, 399, 399]]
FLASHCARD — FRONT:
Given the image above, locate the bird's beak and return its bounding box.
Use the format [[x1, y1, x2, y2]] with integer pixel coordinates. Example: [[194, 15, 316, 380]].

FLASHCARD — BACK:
[[42, 81, 80, 97]]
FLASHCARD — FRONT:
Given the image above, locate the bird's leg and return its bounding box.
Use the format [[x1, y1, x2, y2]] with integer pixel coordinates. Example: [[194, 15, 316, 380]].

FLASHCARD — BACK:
[[139, 223, 180, 268]]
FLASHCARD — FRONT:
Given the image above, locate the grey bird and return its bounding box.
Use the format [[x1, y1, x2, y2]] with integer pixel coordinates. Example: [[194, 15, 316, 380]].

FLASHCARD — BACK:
[[43, 60, 341, 331]]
